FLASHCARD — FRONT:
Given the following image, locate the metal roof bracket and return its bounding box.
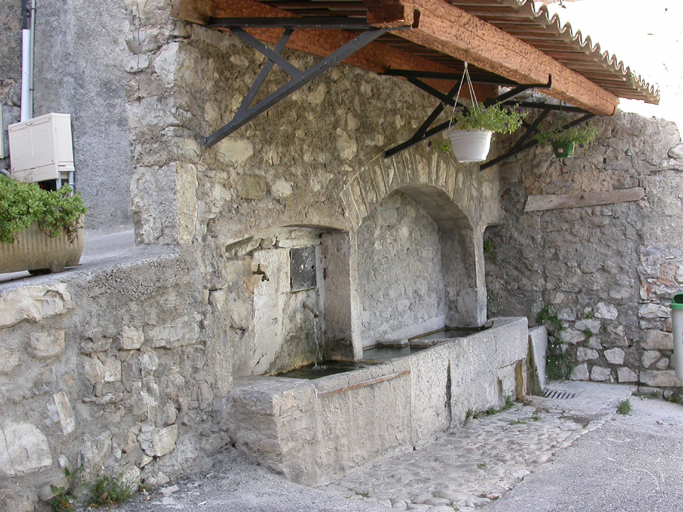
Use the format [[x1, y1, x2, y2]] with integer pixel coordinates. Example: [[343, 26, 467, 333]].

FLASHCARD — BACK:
[[203, 22, 390, 147], [383, 78, 547, 159], [479, 111, 595, 171]]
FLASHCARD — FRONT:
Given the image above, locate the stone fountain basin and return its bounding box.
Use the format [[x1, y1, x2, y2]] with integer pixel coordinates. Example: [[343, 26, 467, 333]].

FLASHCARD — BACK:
[[226, 317, 528, 486]]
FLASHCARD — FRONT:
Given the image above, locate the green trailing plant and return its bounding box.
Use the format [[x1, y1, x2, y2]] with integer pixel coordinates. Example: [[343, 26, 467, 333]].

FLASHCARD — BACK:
[[450, 103, 527, 134], [537, 306, 572, 380], [534, 122, 600, 148], [87, 474, 135, 507], [483, 239, 494, 255], [665, 389, 683, 405], [0, 177, 87, 244], [432, 103, 527, 153]]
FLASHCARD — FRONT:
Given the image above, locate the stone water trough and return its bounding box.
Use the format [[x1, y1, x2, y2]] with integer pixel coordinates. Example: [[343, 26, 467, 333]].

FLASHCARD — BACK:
[[226, 317, 528, 485]]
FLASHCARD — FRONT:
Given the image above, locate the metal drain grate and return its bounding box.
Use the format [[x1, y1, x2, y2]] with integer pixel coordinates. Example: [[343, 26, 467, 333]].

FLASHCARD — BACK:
[[543, 389, 576, 400]]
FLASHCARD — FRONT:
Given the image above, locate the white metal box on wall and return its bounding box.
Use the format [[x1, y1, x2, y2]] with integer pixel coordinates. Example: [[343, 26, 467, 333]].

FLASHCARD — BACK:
[[8, 113, 75, 183]]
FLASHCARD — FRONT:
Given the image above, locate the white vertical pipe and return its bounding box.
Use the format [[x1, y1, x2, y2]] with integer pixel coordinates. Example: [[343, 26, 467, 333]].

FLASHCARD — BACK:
[[20, 29, 31, 121], [28, 0, 36, 119]]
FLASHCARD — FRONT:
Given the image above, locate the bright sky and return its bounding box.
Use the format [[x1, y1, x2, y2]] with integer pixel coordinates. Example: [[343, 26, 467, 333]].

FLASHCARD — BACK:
[[540, 0, 683, 132]]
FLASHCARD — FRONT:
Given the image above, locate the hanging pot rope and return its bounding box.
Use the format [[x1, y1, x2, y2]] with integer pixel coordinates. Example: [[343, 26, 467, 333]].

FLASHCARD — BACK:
[[448, 62, 479, 132]]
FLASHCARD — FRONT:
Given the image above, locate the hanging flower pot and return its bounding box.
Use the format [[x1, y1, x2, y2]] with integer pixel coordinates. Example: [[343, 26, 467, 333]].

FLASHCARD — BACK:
[[552, 141, 575, 159], [447, 129, 493, 163]]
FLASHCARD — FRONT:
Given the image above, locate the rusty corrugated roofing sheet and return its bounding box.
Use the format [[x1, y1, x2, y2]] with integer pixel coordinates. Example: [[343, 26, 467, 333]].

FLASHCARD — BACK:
[[260, 0, 659, 105]]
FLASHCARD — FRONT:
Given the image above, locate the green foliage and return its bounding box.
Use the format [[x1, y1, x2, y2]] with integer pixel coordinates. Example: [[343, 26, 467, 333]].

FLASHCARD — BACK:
[[48, 467, 82, 512], [583, 329, 593, 340], [509, 420, 526, 425], [585, 311, 594, 319], [537, 306, 572, 380], [449, 103, 527, 134], [476, 463, 487, 470], [0, 177, 86, 244], [616, 400, 631, 415], [483, 239, 494, 254], [470, 396, 515, 419], [665, 389, 683, 404], [534, 122, 600, 147], [87, 475, 135, 507]]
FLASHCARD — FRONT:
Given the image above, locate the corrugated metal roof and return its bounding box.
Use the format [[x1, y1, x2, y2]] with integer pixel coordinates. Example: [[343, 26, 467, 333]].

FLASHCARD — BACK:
[[449, 0, 659, 104], [260, 0, 659, 105]]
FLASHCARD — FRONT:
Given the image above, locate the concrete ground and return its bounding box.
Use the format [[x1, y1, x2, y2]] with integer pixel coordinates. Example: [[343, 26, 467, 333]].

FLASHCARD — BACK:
[[107, 382, 683, 512]]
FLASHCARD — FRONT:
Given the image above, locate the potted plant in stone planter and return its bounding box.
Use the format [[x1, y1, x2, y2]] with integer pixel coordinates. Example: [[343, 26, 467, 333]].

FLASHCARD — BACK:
[[0, 176, 87, 275], [438, 103, 527, 162], [534, 122, 600, 159]]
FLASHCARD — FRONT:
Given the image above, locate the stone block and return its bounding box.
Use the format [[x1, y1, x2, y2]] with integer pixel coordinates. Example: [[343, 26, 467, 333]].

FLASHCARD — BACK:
[[574, 319, 601, 333], [639, 303, 670, 319], [642, 330, 673, 350], [590, 366, 612, 382], [153, 42, 179, 88], [139, 424, 178, 457], [120, 325, 145, 350], [1, 423, 53, 476], [215, 139, 253, 164], [640, 370, 683, 388], [570, 363, 589, 381], [604, 348, 625, 365], [642, 350, 661, 368], [83, 356, 105, 385], [50, 392, 75, 435], [577, 347, 599, 362], [562, 329, 586, 344], [148, 314, 202, 348], [594, 302, 618, 320], [656, 357, 670, 370], [28, 331, 66, 360], [528, 326, 547, 393], [0, 283, 72, 328], [80, 432, 112, 470], [236, 175, 266, 200], [0, 346, 19, 374], [617, 367, 638, 383]]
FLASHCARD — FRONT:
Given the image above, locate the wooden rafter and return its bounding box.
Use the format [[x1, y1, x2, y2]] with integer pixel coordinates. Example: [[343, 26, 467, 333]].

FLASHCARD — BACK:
[[379, 0, 618, 115], [172, 0, 495, 98]]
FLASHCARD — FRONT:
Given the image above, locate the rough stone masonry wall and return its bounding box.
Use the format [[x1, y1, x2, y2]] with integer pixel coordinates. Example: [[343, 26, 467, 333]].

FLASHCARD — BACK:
[[0, 0, 21, 172], [0, 250, 235, 512], [356, 192, 446, 346], [486, 111, 683, 394]]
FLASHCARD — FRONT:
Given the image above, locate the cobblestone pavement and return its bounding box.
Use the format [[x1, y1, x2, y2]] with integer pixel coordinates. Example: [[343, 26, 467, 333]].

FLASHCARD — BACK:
[[319, 382, 634, 512], [112, 382, 635, 512]]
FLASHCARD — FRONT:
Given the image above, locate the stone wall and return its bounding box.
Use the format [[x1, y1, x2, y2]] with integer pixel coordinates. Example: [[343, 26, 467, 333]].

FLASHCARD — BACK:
[[486, 111, 683, 394], [0, 0, 21, 172], [31, 0, 134, 230], [0, 250, 237, 511], [356, 192, 446, 346]]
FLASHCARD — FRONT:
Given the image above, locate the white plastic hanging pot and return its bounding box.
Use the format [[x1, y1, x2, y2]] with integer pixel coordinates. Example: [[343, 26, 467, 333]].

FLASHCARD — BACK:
[[447, 129, 492, 163]]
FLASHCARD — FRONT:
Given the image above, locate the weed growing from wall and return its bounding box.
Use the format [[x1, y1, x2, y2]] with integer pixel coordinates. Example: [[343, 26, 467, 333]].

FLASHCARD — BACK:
[[537, 306, 572, 380]]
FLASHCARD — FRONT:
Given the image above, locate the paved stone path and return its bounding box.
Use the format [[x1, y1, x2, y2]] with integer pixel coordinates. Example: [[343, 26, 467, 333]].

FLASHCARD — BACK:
[[319, 382, 633, 512], [113, 382, 635, 512]]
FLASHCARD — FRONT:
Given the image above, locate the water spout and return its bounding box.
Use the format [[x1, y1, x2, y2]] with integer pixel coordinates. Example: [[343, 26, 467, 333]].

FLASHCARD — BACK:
[[303, 302, 319, 318]]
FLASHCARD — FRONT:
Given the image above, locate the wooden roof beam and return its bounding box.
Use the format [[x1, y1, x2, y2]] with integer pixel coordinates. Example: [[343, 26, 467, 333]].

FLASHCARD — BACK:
[[386, 0, 618, 115], [171, 0, 494, 99]]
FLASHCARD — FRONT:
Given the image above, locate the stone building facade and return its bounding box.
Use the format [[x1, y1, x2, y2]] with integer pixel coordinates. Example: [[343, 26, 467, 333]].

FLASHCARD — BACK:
[[486, 111, 683, 393], [0, 0, 681, 510]]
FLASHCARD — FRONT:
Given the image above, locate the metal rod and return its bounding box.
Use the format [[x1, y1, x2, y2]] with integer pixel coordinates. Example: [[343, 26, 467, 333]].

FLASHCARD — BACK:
[[204, 28, 389, 147], [208, 16, 374, 30], [511, 108, 550, 151], [384, 69, 519, 86], [235, 29, 293, 117], [479, 113, 595, 171], [502, 101, 589, 113], [231, 27, 302, 78]]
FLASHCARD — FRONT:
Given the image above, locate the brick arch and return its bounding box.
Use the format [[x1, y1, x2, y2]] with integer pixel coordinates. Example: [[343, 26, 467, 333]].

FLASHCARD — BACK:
[[340, 145, 498, 233]]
